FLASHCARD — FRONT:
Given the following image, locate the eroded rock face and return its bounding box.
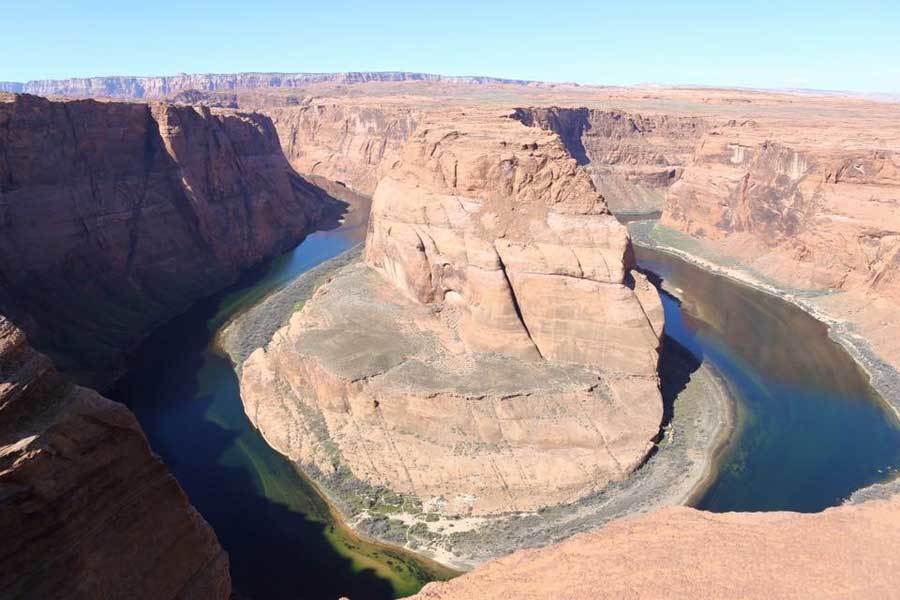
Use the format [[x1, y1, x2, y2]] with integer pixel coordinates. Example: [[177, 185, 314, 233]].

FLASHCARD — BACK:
[[513, 107, 706, 214], [241, 111, 663, 518], [0, 93, 330, 381], [366, 111, 662, 374], [662, 128, 900, 296], [652, 118, 900, 371], [267, 103, 419, 194], [0, 316, 230, 599], [412, 495, 900, 600]]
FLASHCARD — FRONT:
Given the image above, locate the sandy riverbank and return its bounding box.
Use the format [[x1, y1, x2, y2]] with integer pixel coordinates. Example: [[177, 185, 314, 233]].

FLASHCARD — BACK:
[[218, 246, 737, 570]]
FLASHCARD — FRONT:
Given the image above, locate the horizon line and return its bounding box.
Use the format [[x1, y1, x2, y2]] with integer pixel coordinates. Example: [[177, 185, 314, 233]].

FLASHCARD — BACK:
[[1, 69, 898, 100]]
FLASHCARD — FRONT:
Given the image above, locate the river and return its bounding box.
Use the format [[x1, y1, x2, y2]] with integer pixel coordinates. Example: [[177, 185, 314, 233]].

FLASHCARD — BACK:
[[111, 192, 900, 599], [636, 245, 900, 512]]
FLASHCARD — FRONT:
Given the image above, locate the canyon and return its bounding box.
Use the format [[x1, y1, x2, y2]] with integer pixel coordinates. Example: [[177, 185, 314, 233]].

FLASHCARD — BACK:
[[217, 77, 900, 594], [238, 79, 900, 387], [2, 72, 900, 598]]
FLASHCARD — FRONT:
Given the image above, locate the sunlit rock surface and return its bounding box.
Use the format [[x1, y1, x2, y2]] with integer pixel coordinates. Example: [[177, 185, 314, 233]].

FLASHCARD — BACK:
[[412, 495, 900, 600]]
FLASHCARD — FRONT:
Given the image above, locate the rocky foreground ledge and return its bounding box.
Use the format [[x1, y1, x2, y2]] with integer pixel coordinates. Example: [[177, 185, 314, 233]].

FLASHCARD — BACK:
[[0, 317, 231, 598], [412, 494, 900, 600]]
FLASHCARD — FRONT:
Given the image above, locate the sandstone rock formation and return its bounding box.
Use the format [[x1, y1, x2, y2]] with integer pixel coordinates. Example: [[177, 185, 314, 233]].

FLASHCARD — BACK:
[[240, 110, 664, 519], [412, 495, 900, 599], [654, 114, 900, 373], [242, 261, 660, 516], [513, 106, 706, 214], [365, 111, 662, 375], [0, 316, 230, 599], [267, 102, 419, 194], [0, 92, 332, 382]]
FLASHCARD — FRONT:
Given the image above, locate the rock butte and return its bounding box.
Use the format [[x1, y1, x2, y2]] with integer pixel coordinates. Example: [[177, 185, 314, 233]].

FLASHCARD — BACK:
[[241, 109, 664, 517]]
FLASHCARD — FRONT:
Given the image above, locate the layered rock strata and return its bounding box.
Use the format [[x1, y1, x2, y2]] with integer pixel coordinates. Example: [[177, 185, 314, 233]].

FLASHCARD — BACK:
[[412, 495, 900, 600], [662, 128, 900, 296], [513, 106, 706, 214], [0, 316, 231, 599], [365, 112, 662, 375], [240, 111, 664, 518], [655, 120, 900, 373], [267, 103, 419, 194], [0, 93, 330, 381]]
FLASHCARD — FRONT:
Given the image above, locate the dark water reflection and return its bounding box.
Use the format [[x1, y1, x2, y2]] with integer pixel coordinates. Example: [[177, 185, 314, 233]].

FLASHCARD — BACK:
[[637, 246, 900, 512]]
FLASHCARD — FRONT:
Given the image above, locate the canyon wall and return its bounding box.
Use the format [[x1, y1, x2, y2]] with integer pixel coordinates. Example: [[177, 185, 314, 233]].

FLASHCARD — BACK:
[[240, 110, 664, 522], [412, 494, 900, 600], [0, 316, 231, 598], [0, 92, 331, 382], [266, 103, 419, 194], [0, 72, 534, 100], [662, 126, 900, 296], [513, 106, 706, 214], [264, 103, 707, 212], [653, 116, 900, 372], [0, 92, 344, 597]]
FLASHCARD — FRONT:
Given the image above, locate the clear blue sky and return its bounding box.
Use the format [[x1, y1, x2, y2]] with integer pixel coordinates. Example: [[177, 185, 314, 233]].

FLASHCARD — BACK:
[[2, 0, 898, 93]]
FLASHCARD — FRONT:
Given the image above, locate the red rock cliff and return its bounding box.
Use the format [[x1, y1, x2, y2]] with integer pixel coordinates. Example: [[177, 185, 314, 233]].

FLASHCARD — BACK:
[[0, 93, 332, 382], [513, 106, 706, 214], [0, 315, 231, 598]]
